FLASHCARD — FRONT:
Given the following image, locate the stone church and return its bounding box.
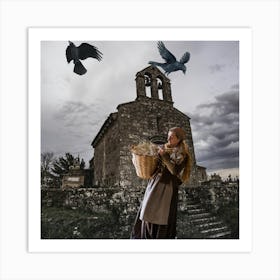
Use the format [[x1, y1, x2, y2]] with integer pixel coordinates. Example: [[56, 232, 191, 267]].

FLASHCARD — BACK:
[[91, 65, 201, 188]]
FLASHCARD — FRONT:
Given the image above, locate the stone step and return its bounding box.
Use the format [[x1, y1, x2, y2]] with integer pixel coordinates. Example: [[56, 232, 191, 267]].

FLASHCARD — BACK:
[[178, 196, 233, 239], [195, 221, 224, 228], [185, 204, 202, 209], [187, 208, 206, 214], [200, 226, 228, 234], [191, 216, 218, 224], [179, 206, 203, 212], [188, 212, 212, 219], [207, 231, 232, 238]]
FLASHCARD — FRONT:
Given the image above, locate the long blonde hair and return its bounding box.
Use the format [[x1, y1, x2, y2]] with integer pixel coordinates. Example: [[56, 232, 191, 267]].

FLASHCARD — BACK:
[[165, 127, 192, 183]]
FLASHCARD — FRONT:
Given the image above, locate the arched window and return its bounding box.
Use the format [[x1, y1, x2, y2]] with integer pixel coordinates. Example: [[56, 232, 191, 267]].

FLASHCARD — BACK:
[[156, 76, 164, 100], [144, 73, 152, 98]]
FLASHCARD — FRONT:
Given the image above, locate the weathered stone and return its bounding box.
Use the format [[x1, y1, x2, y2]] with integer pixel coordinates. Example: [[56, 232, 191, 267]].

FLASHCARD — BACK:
[[91, 65, 200, 188], [41, 182, 238, 239]]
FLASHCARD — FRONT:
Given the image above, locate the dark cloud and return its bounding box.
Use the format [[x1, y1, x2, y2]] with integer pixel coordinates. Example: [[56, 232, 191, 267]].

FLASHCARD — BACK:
[[41, 100, 109, 163], [189, 86, 239, 171], [54, 101, 105, 128]]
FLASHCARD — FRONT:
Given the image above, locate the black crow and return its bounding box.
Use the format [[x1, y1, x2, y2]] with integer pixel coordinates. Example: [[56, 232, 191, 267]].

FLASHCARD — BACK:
[[66, 41, 102, 75], [149, 41, 190, 75]]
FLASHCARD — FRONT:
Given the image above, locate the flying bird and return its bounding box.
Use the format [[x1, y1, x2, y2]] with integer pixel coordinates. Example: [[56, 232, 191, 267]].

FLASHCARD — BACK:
[[149, 41, 190, 75], [66, 41, 102, 75]]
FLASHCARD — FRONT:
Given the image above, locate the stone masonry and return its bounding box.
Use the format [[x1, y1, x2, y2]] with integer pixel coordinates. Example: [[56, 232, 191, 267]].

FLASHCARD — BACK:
[[91, 65, 200, 188]]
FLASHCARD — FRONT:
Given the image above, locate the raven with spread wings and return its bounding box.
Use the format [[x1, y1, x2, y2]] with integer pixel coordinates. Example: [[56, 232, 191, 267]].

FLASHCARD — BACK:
[[149, 41, 190, 75], [66, 41, 102, 75]]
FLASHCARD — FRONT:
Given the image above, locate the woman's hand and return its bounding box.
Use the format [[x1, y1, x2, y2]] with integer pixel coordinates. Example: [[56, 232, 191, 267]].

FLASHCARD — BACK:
[[158, 146, 165, 156]]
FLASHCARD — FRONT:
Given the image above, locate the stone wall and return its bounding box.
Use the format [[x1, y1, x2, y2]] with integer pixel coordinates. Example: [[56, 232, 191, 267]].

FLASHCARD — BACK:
[[111, 96, 198, 187], [93, 114, 120, 186], [41, 186, 145, 238], [41, 183, 238, 238], [185, 184, 239, 212]]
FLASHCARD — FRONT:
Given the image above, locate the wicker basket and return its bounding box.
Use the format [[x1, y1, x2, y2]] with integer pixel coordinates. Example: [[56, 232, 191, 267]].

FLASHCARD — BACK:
[[131, 152, 159, 179]]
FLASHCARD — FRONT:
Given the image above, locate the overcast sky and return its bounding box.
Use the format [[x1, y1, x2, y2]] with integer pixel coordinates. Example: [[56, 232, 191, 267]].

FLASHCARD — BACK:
[[41, 41, 239, 177]]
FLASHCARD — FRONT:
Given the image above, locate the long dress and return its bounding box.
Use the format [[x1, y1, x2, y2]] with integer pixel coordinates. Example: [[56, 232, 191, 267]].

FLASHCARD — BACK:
[[131, 151, 188, 239]]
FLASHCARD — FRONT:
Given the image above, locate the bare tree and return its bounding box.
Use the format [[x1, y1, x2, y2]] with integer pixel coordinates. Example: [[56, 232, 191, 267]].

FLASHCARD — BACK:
[[41, 152, 54, 187]]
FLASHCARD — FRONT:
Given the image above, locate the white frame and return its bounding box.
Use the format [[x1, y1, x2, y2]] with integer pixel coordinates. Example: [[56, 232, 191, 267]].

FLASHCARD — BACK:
[[28, 27, 252, 253]]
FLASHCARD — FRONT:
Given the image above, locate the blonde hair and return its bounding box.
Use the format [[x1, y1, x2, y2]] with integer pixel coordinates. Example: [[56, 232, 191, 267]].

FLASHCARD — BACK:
[[176, 140, 192, 183], [165, 127, 192, 183]]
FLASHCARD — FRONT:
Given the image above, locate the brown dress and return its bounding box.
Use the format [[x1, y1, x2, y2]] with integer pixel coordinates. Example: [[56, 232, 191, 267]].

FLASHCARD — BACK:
[[131, 152, 187, 239]]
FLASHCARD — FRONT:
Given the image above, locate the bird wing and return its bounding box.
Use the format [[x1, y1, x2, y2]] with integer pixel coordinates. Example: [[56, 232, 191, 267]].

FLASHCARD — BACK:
[[78, 43, 103, 61], [179, 51, 190, 65], [66, 45, 73, 63], [157, 41, 177, 64]]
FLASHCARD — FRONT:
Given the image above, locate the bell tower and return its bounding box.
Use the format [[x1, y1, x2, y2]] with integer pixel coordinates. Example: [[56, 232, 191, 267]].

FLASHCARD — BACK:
[[135, 65, 173, 102]]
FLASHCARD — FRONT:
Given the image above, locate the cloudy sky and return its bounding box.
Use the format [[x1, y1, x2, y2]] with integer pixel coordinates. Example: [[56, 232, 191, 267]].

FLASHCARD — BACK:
[[41, 41, 239, 177]]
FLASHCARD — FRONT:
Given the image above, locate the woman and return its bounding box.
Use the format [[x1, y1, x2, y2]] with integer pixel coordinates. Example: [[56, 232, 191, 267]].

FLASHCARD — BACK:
[[131, 127, 192, 239]]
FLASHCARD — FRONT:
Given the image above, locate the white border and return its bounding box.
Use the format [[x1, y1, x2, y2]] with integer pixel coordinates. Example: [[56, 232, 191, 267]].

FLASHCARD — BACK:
[[28, 27, 252, 253]]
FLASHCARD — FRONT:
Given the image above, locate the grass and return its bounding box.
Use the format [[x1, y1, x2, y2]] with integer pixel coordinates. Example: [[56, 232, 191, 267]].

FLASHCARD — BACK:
[[41, 205, 122, 239]]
